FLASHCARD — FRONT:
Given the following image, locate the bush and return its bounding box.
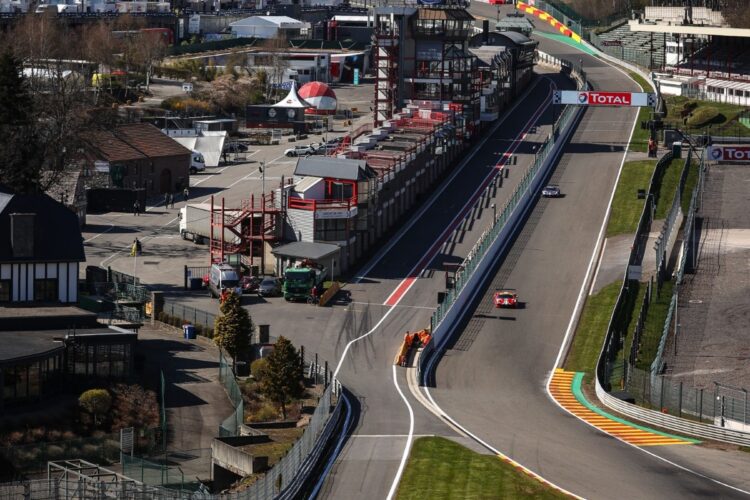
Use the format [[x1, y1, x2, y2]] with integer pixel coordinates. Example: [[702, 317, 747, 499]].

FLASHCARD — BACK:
[[248, 403, 278, 423], [110, 384, 160, 431], [251, 358, 269, 383], [687, 106, 722, 127], [79, 389, 112, 428]]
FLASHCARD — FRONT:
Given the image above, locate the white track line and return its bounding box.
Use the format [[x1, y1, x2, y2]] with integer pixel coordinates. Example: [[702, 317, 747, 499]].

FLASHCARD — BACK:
[[545, 47, 750, 497], [386, 365, 415, 500]]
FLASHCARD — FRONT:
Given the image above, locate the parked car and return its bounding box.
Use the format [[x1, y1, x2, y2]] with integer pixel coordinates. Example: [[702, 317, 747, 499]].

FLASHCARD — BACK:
[[223, 142, 249, 153], [241, 275, 261, 294], [542, 184, 562, 197], [258, 277, 282, 297], [284, 145, 316, 157], [493, 289, 518, 308]]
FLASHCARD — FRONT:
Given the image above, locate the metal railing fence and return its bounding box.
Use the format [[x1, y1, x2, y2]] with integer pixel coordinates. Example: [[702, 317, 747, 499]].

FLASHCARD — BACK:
[[161, 299, 217, 337], [218, 350, 245, 438]]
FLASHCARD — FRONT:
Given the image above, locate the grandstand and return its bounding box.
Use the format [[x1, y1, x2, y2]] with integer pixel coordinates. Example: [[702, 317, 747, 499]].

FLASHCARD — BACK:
[[588, 2, 750, 105], [593, 21, 666, 69]]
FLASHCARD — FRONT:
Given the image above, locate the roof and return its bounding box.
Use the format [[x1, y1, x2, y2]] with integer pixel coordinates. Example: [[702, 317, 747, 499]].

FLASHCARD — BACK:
[[628, 20, 750, 38], [417, 8, 474, 21], [272, 241, 340, 261], [294, 157, 375, 181], [230, 16, 306, 28], [332, 15, 371, 23], [0, 184, 85, 263], [273, 81, 312, 108], [173, 131, 226, 168], [495, 16, 535, 31], [87, 123, 191, 162], [0, 328, 137, 364]]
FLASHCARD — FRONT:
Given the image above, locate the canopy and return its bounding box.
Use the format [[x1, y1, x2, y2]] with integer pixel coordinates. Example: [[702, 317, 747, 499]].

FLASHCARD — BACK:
[[272, 81, 312, 109]]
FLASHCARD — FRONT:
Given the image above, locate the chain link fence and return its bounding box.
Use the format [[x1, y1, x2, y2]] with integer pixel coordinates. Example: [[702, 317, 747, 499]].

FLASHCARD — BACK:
[[161, 299, 217, 338], [218, 350, 245, 438]]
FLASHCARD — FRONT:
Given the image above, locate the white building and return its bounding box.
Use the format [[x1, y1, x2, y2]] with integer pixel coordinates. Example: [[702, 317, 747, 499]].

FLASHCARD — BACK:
[[230, 16, 309, 40]]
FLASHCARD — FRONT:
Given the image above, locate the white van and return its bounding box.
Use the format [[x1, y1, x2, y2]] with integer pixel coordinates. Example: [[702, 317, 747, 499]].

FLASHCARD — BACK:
[[190, 150, 206, 174], [208, 263, 242, 298]]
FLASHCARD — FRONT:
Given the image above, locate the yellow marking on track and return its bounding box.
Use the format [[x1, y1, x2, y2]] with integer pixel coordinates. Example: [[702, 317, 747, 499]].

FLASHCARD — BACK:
[[550, 370, 694, 447]]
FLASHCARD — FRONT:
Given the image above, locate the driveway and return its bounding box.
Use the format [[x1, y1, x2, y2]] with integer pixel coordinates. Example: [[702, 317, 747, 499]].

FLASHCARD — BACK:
[[138, 325, 234, 480]]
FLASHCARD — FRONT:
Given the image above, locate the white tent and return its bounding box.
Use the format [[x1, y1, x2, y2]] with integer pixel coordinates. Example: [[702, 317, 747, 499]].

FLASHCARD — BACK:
[[272, 81, 312, 109], [173, 131, 227, 167], [229, 16, 309, 39]]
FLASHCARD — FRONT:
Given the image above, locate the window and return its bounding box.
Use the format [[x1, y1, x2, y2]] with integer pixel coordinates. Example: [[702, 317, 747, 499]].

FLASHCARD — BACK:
[[0, 279, 10, 302], [34, 278, 57, 302]]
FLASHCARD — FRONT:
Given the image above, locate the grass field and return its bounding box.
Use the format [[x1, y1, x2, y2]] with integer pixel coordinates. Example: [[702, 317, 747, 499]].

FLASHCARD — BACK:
[[653, 158, 681, 219], [665, 96, 750, 137], [636, 280, 675, 371], [564, 281, 622, 380], [627, 72, 654, 153], [605, 160, 656, 237], [396, 437, 568, 500]]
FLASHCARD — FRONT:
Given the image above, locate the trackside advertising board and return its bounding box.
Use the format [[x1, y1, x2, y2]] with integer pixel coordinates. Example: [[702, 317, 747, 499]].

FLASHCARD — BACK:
[[553, 91, 656, 107], [707, 145, 750, 163]]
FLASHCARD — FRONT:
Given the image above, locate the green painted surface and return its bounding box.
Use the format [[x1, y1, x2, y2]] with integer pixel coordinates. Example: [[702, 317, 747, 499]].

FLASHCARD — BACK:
[[533, 31, 597, 56], [571, 372, 701, 443]]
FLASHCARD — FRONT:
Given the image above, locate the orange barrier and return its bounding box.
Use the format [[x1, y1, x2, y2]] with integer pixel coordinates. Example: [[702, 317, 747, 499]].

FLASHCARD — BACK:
[[394, 329, 432, 367], [516, 2, 582, 43], [318, 281, 341, 307]]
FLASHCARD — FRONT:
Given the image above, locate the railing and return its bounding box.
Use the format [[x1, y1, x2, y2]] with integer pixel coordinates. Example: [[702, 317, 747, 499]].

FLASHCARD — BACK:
[[419, 54, 588, 383], [161, 299, 217, 337], [288, 197, 355, 211]]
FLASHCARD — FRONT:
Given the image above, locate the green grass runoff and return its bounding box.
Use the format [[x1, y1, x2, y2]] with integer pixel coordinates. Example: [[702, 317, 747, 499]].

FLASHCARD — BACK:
[[627, 72, 654, 153], [606, 160, 656, 237], [636, 280, 675, 371], [564, 281, 622, 380], [397, 437, 567, 500]]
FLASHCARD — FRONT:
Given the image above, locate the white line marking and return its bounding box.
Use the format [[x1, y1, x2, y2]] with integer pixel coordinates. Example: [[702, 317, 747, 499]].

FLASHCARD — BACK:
[[350, 301, 436, 311], [84, 224, 114, 243], [422, 385, 582, 499], [588, 237, 608, 296], [386, 365, 415, 500], [352, 78, 546, 284]]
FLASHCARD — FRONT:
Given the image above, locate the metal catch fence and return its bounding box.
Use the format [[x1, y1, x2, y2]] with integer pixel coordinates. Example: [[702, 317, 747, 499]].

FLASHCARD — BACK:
[[161, 299, 217, 336]]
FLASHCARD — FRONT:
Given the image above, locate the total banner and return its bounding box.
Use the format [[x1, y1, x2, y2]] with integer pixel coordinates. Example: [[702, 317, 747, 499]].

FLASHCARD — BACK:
[[553, 90, 657, 107], [707, 145, 750, 162]]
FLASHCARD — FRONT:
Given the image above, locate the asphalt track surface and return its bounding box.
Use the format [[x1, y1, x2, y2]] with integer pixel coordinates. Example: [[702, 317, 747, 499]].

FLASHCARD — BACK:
[[312, 68, 573, 497], [417, 3, 750, 498]]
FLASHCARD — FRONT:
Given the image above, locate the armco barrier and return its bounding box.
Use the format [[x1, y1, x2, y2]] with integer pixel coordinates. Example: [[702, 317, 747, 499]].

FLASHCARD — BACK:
[[595, 382, 750, 446], [419, 58, 587, 384]]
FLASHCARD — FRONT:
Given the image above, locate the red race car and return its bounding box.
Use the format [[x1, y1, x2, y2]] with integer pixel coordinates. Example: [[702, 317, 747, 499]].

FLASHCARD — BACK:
[[494, 289, 518, 308]]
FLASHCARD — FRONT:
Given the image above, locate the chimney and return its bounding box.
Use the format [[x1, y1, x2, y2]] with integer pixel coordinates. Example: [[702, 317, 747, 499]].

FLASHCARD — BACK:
[[482, 20, 490, 45], [10, 213, 35, 259]]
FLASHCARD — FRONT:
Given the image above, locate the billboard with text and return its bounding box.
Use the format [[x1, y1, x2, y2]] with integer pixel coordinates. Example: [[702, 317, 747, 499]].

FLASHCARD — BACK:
[[553, 91, 656, 107], [707, 145, 750, 163]]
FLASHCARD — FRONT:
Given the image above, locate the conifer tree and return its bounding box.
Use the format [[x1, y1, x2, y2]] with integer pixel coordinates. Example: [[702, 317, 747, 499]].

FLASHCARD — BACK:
[[261, 336, 305, 420], [214, 292, 253, 371]]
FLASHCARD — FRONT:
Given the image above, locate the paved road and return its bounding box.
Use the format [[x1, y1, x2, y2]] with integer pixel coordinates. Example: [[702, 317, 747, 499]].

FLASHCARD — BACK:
[[314, 71, 573, 498], [420, 5, 750, 498]]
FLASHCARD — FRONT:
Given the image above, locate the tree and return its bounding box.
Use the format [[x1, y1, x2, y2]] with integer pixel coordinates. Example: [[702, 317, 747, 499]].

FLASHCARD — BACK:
[[260, 336, 305, 420], [110, 384, 160, 431], [214, 292, 253, 370], [0, 50, 44, 193], [79, 388, 112, 428]]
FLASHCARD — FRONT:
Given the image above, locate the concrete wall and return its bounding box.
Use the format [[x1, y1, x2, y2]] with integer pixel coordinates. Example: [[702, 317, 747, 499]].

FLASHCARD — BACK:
[[212, 435, 270, 490]]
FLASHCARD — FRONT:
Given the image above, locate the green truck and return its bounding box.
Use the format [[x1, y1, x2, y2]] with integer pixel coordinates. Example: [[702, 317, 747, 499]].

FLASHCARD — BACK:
[[283, 266, 327, 301]]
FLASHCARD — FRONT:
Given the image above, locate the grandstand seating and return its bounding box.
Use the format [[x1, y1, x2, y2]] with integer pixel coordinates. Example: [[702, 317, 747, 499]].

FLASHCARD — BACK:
[[595, 21, 666, 69]]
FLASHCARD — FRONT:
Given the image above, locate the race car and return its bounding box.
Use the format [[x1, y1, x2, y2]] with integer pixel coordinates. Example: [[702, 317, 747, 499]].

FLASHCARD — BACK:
[[494, 289, 518, 308], [542, 184, 562, 197]]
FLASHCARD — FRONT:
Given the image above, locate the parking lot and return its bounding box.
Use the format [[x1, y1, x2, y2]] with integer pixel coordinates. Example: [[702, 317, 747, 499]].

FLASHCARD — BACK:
[[82, 82, 375, 298]]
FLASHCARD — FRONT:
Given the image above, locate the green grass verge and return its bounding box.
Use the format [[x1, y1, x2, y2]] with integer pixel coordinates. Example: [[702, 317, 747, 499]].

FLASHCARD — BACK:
[[636, 280, 675, 371], [627, 72, 654, 153], [564, 281, 622, 380], [665, 95, 750, 137], [396, 437, 568, 500], [606, 160, 656, 237], [611, 282, 647, 389], [681, 159, 700, 214], [653, 158, 680, 219]]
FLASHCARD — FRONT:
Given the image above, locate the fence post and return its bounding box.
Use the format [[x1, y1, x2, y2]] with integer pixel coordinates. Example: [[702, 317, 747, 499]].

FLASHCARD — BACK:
[[660, 376, 665, 411], [678, 381, 683, 418], [107, 266, 112, 282], [324, 361, 329, 387], [698, 388, 703, 422], [184, 265, 188, 290]]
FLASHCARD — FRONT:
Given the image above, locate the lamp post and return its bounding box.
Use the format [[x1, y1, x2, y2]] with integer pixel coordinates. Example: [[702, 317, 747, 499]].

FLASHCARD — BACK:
[[259, 161, 266, 196]]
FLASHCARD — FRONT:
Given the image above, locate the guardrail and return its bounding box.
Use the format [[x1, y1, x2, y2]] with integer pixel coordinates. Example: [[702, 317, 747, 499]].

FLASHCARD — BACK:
[[419, 54, 588, 384], [595, 147, 750, 444]]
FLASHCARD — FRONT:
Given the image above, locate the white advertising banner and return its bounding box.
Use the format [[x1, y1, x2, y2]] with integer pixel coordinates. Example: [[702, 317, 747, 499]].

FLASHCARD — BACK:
[[553, 90, 657, 107], [707, 145, 750, 163]]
